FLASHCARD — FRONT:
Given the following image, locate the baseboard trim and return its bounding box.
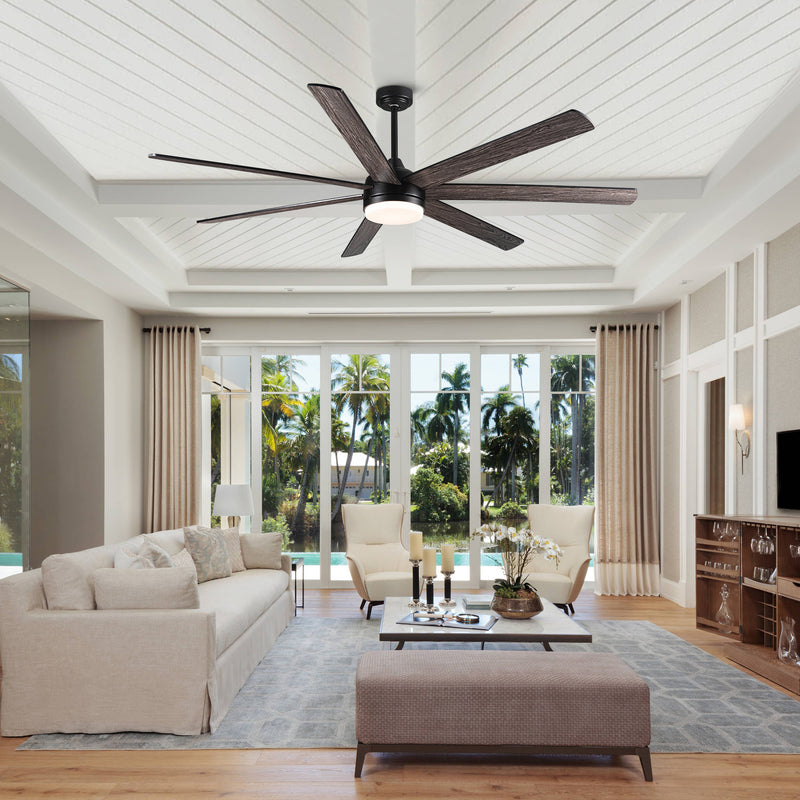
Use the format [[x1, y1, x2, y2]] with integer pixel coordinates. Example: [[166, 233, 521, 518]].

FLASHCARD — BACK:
[[660, 576, 689, 607]]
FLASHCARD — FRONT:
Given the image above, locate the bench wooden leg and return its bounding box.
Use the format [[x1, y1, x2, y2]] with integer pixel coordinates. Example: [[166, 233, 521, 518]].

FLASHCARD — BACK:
[[636, 746, 653, 781], [354, 743, 368, 777]]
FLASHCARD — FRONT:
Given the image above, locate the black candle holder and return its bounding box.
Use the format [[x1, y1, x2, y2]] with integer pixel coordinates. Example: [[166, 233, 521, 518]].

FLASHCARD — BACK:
[[408, 559, 423, 609], [423, 575, 437, 613], [440, 570, 456, 609]]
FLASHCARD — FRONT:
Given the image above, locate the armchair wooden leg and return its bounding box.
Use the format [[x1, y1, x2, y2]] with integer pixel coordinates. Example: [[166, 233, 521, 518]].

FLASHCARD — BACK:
[[568, 603, 575, 615], [366, 600, 383, 620], [360, 599, 366, 610], [554, 603, 569, 615]]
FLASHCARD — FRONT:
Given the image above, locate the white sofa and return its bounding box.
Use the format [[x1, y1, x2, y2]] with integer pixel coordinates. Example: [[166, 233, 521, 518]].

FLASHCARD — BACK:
[[0, 527, 293, 737]]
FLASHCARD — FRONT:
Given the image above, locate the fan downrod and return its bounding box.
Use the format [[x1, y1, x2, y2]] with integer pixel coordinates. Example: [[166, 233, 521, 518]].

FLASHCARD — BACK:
[[376, 85, 413, 111]]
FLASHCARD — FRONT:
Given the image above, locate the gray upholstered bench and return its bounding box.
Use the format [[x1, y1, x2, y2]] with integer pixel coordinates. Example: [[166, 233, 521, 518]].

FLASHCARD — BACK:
[[355, 650, 652, 781]]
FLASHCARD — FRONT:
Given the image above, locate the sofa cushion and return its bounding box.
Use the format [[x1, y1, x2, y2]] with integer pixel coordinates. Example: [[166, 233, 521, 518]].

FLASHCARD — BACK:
[[221, 528, 246, 572], [114, 544, 154, 570], [144, 528, 187, 556], [171, 547, 198, 577], [198, 568, 289, 656], [183, 526, 233, 583], [41, 548, 115, 610], [239, 532, 282, 570], [139, 540, 174, 568], [94, 566, 199, 609]]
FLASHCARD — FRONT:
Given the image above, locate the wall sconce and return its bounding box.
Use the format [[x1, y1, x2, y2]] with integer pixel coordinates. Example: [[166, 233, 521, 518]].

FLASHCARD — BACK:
[[728, 404, 750, 474]]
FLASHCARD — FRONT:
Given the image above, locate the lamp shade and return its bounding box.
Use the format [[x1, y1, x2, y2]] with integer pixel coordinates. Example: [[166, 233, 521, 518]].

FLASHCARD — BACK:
[[728, 404, 746, 431], [213, 484, 254, 517]]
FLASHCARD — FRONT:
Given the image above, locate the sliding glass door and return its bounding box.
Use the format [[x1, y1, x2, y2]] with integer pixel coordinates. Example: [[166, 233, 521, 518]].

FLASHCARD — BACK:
[[201, 343, 595, 588]]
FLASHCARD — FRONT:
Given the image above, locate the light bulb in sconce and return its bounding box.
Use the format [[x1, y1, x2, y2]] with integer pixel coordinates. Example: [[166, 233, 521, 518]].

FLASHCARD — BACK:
[[728, 404, 750, 474]]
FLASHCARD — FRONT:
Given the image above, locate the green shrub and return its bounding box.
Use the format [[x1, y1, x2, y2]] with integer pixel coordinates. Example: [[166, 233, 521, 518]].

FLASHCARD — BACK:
[[497, 500, 528, 521], [417, 442, 469, 491], [410, 467, 468, 523], [262, 515, 293, 551], [0, 521, 14, 553]]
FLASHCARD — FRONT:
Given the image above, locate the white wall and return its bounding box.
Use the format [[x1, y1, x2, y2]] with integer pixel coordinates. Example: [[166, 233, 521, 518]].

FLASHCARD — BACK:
[[2, 231, 144, 561], [660, 218, 800, 606]]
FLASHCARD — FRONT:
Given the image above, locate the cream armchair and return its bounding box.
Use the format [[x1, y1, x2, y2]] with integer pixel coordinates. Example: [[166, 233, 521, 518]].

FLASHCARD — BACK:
[[527, 503, 595, 615], [342, 503, 411, 619]]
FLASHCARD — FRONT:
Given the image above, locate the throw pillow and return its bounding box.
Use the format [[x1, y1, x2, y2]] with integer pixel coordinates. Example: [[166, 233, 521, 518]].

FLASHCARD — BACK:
[[94, 566, 199, 609], [41, 549, 112, 610], [171, 547, 198, 578], [114, 544, 154, 570], [139, 539, 174, 568], [221, 527, 246, 572], [239, 532, 282, 570], [183, 526, 232, 583]]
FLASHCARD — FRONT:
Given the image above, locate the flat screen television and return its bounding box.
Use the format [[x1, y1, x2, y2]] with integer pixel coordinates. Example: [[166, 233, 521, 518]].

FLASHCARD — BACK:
[[777, 429, 800, 510]]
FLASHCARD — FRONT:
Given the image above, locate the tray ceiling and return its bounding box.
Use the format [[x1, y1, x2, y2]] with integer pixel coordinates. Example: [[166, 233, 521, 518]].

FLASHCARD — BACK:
[[1, 0, 800, 317]]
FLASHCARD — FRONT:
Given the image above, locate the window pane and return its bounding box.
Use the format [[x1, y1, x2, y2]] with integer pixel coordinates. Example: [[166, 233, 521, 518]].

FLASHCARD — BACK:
[[480, 377, 540, 582], [331, 354, 391, 579], [581, 355, 596, 392], [410, 355, 470, 577], [480, 353, 508, 392], [509, 353, 540, 394], [410, 354, 439, 391], [550, 352, 595, 506], [262, 356, 321, 569]]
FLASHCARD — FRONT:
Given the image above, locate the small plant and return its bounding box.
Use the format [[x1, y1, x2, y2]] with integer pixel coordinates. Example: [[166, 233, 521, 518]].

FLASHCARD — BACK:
[[472, 523, 562, 598]]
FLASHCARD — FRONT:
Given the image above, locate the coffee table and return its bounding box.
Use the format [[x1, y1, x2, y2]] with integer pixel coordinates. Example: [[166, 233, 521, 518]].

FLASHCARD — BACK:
[[378, 596, 592, 650]]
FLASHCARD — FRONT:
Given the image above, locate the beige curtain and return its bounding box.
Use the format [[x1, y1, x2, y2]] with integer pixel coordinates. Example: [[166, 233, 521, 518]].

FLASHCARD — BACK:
[[595, 324, 660, 596], [145, 326, 201, 532]]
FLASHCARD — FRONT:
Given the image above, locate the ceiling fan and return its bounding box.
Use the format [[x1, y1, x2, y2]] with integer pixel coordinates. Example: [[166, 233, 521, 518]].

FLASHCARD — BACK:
[[150, 84, 637, 257]]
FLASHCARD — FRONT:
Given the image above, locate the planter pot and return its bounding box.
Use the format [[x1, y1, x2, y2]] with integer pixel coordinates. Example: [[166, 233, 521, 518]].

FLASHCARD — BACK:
[[491, 592, 543, 619]]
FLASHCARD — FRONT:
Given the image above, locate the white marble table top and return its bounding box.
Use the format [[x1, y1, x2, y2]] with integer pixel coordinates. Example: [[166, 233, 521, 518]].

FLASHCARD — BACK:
[[378, 596, 592, 648]]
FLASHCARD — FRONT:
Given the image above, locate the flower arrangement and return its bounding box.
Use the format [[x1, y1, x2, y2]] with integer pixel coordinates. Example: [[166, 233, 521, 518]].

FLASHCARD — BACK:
[[472, 523, 563, 598]]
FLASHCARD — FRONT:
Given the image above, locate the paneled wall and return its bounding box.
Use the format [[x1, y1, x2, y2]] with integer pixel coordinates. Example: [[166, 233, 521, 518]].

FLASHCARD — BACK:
[[660, 219, 800, 606]]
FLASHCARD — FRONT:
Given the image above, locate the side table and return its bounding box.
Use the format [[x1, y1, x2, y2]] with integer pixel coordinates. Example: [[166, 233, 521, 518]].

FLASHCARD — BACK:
[[291, 557, 305, 614]]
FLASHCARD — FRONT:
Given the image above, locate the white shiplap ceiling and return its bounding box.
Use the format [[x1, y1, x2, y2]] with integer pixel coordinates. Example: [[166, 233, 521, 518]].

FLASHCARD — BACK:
[[2, 0, 800, 317]]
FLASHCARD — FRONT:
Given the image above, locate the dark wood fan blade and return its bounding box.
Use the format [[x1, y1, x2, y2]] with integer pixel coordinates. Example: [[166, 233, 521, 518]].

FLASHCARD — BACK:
[[428, 183, 638, 205], [342, 218, 381, 257], [424, 199, 522, 251], [149, 153, 364, 189], [197, 195, 362, 223], [308, 84, 400, 185], [408, 110, 594, 189]]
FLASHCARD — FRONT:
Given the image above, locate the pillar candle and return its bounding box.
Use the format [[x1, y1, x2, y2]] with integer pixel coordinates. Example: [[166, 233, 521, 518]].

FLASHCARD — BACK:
[[409, 531, 423, 561], [422, 547, 436, 577], [441, 543, 455, 572]]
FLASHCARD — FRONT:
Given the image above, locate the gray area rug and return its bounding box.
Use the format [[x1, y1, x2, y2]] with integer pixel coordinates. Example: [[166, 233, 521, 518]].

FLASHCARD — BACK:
[[19, 617, 800, 753]]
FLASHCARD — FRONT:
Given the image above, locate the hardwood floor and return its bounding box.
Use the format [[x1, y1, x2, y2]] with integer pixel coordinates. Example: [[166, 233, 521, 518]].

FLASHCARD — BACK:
[[1, 588, 799, 799]]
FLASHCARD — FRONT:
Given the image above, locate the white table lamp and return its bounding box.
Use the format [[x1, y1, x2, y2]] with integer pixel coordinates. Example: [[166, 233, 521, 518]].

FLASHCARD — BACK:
[[213, 484, 254, 529]]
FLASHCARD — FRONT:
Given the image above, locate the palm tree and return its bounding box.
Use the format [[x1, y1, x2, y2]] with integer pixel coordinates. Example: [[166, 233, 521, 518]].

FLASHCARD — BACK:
[[481, 386, 514, 435], [261, 371, 300, 490], [550, 355, 593, 503], [484, 405, 537, 508], [331, 355, 389, 519], [285, 395, 320, 529], [513, 354, 528, 407], [437, 363, 470, 485]]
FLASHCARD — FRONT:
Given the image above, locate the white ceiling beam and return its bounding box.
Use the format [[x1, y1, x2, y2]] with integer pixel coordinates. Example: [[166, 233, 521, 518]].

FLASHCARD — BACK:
[[169, 288, 634, 311], [187, 269, 386, 287], [185, 265, 614, 289], [96, 177, 702, 218], [413, 266, 615, 287]]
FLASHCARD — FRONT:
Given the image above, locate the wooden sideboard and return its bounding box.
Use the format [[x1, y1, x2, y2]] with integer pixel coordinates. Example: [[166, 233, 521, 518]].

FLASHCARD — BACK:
[[695, 514, 800, 694]]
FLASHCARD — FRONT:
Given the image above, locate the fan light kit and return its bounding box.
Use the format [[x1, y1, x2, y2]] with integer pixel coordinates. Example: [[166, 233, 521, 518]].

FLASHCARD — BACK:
[[150, 83, 637, 256]]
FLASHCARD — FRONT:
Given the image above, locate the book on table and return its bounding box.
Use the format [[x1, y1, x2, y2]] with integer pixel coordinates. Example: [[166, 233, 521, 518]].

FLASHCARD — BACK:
[[396, 611, 498, 631]]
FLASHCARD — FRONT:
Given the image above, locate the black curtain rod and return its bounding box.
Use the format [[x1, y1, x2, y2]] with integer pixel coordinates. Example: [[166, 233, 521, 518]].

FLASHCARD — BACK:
[[590, 324, 659, 333], [142, 326, 211, 334]]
